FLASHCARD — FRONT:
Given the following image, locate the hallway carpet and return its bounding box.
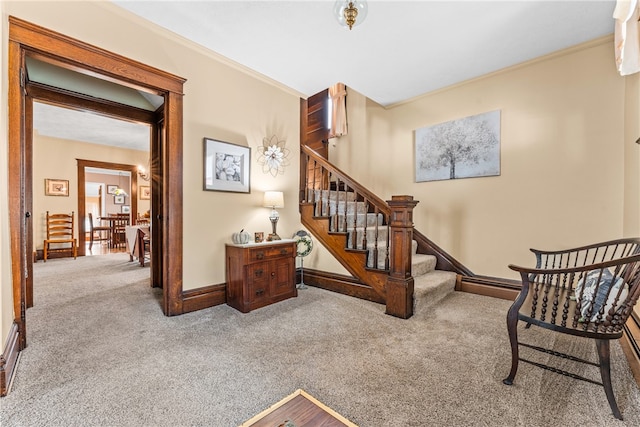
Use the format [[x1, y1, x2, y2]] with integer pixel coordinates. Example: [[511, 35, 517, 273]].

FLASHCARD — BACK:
[[1, 253, 639, 426]]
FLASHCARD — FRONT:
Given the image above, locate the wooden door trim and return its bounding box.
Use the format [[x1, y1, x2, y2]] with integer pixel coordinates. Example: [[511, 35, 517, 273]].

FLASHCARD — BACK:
[[10, 18, 185, 94], [8, 15, 186, 357], [8, 37, 27, 350], [27, 81, 157, 124]]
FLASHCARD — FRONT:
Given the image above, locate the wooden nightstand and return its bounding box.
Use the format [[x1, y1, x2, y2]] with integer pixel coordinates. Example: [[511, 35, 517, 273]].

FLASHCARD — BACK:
[[225, 239, 297, 313]]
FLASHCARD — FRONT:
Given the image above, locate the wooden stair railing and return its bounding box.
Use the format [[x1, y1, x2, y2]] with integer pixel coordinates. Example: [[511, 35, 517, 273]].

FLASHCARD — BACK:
[[300, 145, 419, 317]]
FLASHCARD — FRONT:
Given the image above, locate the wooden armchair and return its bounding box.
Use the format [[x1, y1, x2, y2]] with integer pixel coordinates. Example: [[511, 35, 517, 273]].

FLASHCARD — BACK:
[[43, 211, 77, 261], [503, 238, 640, 420]]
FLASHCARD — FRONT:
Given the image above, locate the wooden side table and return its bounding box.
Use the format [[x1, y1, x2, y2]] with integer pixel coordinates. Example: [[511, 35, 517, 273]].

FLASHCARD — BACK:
[[225, 239, 297, 313]]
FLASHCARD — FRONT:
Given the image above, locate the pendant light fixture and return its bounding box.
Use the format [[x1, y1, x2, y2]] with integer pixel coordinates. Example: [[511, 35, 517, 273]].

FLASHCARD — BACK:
[[334, 0, 368, 30], [114, 171, 129, 197]]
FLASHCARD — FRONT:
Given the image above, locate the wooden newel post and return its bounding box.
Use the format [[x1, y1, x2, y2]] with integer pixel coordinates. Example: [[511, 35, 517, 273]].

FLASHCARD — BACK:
[[385, 195, 419, 319]]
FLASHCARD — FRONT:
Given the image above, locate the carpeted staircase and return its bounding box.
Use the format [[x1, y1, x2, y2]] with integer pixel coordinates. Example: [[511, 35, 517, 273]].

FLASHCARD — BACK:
[[314, 189, 457, 313], [411, 241, 457, 314]]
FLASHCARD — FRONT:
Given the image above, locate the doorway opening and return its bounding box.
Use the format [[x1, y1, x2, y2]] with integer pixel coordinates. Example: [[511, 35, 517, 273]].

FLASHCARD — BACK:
[[8, 17, 187, 358]]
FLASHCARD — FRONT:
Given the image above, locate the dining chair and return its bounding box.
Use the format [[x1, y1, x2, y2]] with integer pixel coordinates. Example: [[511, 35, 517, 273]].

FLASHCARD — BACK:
[[112, 214, 130, 248], [88, 212, 111, 250], [43, 211, 77, 261]]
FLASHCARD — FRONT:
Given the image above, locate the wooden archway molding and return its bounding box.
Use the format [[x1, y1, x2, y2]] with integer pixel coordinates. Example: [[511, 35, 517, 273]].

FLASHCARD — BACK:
[[7, 17, 186, 359]]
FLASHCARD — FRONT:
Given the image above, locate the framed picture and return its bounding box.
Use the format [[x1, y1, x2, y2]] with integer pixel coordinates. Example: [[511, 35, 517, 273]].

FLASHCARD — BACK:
[[107, 185, 118, 195], [415, 110, 501, 182], [44, 179, 69, 197], [203, 137, 250, 193], [140, 185, 151, 200], [121, 205, 130, 214], [114, 195, 125, 204]]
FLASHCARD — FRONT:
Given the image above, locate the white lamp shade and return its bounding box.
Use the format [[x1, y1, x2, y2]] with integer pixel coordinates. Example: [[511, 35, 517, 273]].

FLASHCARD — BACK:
[[263, 191, 284, 208]]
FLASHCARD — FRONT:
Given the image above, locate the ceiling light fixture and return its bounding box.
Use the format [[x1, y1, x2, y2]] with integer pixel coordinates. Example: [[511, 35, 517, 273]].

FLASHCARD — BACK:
[[115, 171, 129, 197], [334, 0, 368, 30]]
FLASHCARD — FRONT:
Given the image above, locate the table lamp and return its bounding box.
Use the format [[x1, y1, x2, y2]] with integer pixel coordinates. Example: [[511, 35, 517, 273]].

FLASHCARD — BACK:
[[263, 191, 284, 241]]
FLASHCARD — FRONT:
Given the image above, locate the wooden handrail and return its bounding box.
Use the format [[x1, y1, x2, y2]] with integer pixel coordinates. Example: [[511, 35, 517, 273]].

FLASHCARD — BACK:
[[301, 145, 391, 216]]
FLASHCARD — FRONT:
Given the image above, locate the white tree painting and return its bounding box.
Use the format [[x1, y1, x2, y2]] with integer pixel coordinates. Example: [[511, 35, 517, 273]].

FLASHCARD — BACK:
[[415, 110, 500, 182]]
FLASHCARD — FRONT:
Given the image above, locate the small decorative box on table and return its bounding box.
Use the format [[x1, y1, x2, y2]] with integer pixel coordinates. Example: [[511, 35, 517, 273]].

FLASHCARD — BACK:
[[225, 239, 297, 313]]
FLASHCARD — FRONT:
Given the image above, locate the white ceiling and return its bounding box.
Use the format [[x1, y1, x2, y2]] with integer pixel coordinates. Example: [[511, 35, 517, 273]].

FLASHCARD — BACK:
[[33, 102, 152, 151], [32, 0, 617, 149], [113, 0, 616, 106]]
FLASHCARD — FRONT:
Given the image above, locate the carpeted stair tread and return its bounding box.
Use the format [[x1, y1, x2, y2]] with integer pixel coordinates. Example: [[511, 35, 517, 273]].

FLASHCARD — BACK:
[[413, 270, 457, 312], [412, 253, 437, 277]]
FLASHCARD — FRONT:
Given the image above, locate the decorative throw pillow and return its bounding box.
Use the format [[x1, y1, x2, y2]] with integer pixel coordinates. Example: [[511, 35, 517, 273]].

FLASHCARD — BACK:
[[573, 269, 628, 322]]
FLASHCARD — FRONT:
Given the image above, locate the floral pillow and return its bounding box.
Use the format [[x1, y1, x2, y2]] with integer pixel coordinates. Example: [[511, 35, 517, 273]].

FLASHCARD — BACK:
[[573, 269, 628, 322]]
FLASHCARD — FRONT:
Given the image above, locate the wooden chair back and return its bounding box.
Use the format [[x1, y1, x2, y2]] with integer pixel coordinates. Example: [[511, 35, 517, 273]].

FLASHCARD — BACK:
[[511, 238, 640, 335], [46, 211, 74, 241], [44, 211, 77, 261], [87, 212, 111, 250], [112, 213, 130, 247]]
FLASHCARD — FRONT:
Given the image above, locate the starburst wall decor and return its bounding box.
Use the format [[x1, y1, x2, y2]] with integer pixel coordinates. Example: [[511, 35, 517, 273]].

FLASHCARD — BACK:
[[257, 135, 290, 177]]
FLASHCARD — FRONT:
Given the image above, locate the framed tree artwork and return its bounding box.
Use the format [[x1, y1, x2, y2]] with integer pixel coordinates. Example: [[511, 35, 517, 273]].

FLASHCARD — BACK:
[[415, 110, 501, 182]]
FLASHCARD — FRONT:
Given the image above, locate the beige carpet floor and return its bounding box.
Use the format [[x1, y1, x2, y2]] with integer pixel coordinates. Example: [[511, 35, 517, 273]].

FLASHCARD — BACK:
[[1, 253, 639, 426]]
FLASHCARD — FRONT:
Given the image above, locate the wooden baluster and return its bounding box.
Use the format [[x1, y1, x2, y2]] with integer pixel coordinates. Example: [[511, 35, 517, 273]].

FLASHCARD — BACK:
[[351, 191, 359, 250], [308, 153, 313, 203], [333, 176, 343, 224], [342, 185, 348, 235], [384, 219, 390, 271], [373, 206, 379, 270], [332, 177, 337, 228], [305, 153, 311, 202], [362, 200, 369, 264], [319, 163, 325, 216], [325, 171, 336, 231], [312, 159, 317, 215]]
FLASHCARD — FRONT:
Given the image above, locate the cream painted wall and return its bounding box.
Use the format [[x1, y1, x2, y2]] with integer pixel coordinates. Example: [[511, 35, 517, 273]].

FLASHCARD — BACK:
[[623, 73, 640, 237], [32, 134, 149, 250], [331, 38, 628, 279]]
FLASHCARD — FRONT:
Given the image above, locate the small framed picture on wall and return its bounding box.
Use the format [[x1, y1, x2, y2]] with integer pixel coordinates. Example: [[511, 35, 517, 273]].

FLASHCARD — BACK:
[[44, 179, 69, 197], [114, 195, 125, 204], [122, 205, 130, 214], [140, 186, 151, 200], [107, 185, 118, 195]]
